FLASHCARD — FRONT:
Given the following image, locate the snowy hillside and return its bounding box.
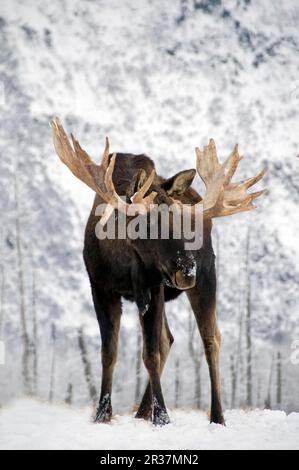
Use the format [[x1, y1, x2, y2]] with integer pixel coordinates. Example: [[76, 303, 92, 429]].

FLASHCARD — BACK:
[[0, 0, 298, 412], [0, 399, 298, 450]]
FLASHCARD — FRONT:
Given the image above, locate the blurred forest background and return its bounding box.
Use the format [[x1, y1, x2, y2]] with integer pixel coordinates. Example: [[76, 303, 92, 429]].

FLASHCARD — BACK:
[[0, 0, 298, 413]]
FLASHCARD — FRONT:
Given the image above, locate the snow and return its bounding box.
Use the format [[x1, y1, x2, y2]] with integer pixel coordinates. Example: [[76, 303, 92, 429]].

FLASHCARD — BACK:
[[0, 399, 298, 450]]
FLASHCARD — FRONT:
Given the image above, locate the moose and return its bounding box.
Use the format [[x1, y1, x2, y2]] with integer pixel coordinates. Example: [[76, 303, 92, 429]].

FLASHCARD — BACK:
[[51, 118, 266, 426]]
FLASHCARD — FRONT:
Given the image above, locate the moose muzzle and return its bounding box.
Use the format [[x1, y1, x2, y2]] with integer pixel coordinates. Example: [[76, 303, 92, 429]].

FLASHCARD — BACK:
[[163, 265, 196, 290], [173, 269, 196, 290]]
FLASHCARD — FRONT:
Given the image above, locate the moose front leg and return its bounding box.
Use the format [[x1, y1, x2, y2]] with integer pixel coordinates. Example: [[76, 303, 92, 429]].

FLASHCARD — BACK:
[[92, 287, 121, 423], [139, 285, 170, 426], [187, 273, 225, 425], [135, 312, 173, 420]]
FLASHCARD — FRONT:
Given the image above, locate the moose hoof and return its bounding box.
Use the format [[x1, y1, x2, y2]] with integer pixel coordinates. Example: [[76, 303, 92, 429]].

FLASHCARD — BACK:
[[153, 405, 170, 426], [135, 409, 152, 421], [210, 414, 225, 426], [94, 395, 112, 423]]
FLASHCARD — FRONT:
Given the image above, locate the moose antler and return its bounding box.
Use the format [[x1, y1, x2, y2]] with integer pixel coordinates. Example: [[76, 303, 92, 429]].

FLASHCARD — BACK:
[[194, 139, 267, 218], [50, 118, 157, 225], [171, 139, 266, 219]]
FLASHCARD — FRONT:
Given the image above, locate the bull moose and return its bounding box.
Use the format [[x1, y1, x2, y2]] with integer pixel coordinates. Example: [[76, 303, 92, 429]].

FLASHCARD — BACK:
[[51, 118, 266, 426]]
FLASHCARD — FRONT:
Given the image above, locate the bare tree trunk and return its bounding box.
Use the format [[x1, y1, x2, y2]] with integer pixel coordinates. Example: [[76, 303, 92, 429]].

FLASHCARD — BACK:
[[230, 354, 237, 409], [0, 230, 4, 336], [135, 325, 142, 403], [0, 234, 4, 374], [233, 286, 244, 407], [256, 376, 260, 406], [253, 352, 260, 406], [215, 230, 220, 308], [188, 310, 203, 408], [65, 383, 73, 405], [78, 327, 97, 405], [245, 230, 252, 407], [174, 358, 180, 408], [0, 265, 4, 337], [265, 352, 275, 409], [31, 268, 38, 395], [276, 351, 282, 408], [194, 362, 201, 409], [49, 324, 56, 403], [15, 172, 31, 395]]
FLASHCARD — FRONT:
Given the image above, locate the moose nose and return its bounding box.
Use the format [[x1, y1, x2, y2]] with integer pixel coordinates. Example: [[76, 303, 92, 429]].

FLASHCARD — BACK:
[[174, 270, 196, 290]]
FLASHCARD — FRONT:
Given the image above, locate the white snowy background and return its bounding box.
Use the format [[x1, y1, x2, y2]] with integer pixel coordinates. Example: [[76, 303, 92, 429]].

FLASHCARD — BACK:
[[0, 0, 298, 450]]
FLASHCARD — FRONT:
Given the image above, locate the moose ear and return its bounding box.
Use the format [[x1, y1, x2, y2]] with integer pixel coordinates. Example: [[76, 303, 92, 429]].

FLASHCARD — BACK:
[[161, 169, 196, 196], [127, 169, 148, 199]]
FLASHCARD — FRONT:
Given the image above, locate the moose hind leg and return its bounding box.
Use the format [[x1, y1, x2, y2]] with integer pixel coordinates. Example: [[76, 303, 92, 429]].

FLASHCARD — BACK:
[[139, 286, 170, 426], [135, 312, 173, 420], [92, 287, 121, 423]]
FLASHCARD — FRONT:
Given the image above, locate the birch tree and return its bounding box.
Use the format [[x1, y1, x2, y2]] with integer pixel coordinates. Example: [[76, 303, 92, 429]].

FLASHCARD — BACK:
[[265, 352, 275, 409], [174, 358, 180, 408], [245, 229, 252, 407], [0, 266, 4, 337], [135, 324, 142, 404], [78, 327, 97, 404], [14, 171, 31, 394], [65, 383, 73, 405], [276, 351, 282, 408], [31, 268, 38, 395], [49, 323, 56, 403]]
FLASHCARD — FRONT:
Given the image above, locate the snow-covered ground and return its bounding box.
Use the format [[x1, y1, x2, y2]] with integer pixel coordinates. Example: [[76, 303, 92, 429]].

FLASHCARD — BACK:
[[0, 399, 298, 450]]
